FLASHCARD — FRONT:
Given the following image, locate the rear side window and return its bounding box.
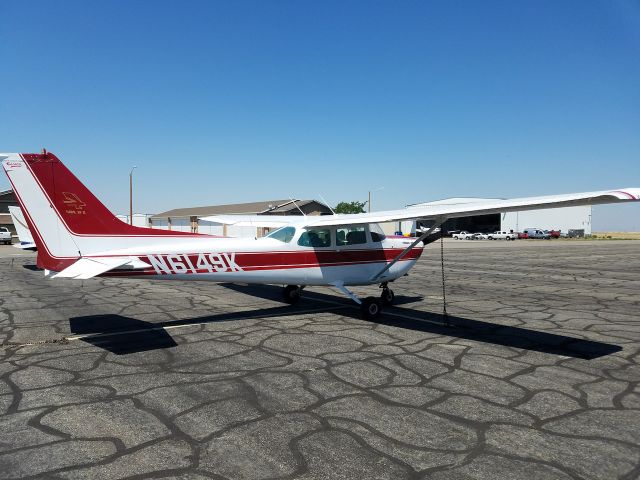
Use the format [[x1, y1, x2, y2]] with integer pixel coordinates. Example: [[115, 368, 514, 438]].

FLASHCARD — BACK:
[[298, 228, 331, 247], [337, 226, 367, 246], [369, 223, 386, 242]]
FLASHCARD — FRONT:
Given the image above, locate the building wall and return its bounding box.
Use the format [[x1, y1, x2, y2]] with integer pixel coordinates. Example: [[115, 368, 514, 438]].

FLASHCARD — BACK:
[[170, 218, 191, 232], [116, 214, 153, 228], [382, 206, 591, 237], [380, 222, 399, 236], [500, 206, 592, 235], [148, 217, 191, 232], [150, 218, 169, 229], [0, 191, 18, 214], [1, 191, 20, 238], [197, 220, 225, 236]]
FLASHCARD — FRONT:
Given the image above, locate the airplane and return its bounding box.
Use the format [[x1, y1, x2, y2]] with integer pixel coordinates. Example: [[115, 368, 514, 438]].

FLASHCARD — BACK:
[[8, 206, 37, 250], [1, 151, 639, 319]]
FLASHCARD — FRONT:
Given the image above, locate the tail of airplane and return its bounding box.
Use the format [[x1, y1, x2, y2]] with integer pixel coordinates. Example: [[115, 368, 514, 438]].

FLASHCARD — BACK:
[[8, 206, 36, 250], [1, 151, 197, 271]]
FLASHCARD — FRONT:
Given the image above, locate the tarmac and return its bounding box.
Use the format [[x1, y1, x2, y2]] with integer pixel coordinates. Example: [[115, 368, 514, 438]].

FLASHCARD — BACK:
[[0, 239, 639, 479]]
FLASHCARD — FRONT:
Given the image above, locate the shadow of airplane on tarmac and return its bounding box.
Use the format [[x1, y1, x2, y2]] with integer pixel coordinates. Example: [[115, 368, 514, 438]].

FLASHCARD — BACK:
[[69, 283, 621, 359]]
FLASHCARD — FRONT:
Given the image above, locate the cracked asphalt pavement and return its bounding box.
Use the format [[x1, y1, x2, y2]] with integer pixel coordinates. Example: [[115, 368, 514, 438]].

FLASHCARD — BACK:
[[0, 240, 639, 479]]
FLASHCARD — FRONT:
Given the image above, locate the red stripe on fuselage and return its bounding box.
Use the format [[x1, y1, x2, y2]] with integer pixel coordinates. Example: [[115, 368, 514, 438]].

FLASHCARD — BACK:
[[102, 247, 423, 277]]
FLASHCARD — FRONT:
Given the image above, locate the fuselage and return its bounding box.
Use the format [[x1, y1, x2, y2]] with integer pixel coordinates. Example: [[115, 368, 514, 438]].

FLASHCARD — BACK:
[[102, 226, 424, 286]]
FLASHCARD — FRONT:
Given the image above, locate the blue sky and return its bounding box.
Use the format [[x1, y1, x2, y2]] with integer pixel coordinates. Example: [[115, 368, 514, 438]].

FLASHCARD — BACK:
[[1, 0, 639, 230]]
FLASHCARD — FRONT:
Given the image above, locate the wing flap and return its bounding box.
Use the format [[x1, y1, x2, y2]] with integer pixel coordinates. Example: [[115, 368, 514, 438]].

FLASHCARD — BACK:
[[302, 188, 640, 227]]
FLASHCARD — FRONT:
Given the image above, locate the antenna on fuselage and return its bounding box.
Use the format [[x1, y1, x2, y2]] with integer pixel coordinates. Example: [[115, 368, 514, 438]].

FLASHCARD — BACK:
[[289, 197, 307, 216], [318, 194, 336, 215]]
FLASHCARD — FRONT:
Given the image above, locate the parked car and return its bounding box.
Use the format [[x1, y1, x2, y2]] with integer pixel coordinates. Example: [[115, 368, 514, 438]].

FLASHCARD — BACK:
[[452, 231, 476, 240], [523, 228, 551, 239], [517, 232, 529, 239], [487, 231, 517, 240], [547, 229, 561, 238], [474, 232, 489, 240], [0, 227, 11, 245]]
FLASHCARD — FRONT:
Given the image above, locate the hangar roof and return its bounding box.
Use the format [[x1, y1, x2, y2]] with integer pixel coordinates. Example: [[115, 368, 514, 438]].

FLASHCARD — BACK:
[[152, 199, 331, 219]]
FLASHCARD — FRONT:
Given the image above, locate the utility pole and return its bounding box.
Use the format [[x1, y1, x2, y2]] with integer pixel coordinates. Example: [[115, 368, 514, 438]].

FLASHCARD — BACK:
[[368, 187, 383, 213], [129, 166, 137, 225]]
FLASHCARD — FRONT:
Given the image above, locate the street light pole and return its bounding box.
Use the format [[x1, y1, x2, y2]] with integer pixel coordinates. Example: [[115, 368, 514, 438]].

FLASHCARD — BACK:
[[129, 166, 137, 225], [368, 186, 383, 213]]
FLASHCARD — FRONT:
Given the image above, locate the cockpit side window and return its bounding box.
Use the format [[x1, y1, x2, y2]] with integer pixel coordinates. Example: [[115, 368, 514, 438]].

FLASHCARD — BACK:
[[337, 226, 367, 246], [298, 228, 331, 248], [266, 226, 296, 243]]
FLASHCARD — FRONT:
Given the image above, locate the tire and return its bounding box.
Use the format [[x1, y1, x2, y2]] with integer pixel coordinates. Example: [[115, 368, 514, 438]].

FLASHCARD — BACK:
[[283, 285, 301, 304], [361, 297, 382, 320], [506, 237, 512, 241], [380, 288, 394, 306]]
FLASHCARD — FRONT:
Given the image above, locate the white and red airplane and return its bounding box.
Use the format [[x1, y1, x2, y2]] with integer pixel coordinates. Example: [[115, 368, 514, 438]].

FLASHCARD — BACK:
[[8, 206, 36, 250], [2, 151, 639, 318]]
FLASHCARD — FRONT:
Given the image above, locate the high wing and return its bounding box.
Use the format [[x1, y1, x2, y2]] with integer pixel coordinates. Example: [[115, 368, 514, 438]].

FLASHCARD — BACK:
[[52, 257, 151, 280], [200, 214, 307, 228], [302, 188, 640, 228]]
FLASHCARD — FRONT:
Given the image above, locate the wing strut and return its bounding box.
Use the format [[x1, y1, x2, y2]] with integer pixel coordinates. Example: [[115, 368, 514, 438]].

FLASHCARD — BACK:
[[370, 217, 446, 282]]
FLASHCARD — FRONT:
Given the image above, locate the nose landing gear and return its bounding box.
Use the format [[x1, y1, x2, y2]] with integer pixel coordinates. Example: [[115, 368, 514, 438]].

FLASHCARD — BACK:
[[360, 297, 382, 319], [330, 282, 387, 320], [379, 283, 395, 306]]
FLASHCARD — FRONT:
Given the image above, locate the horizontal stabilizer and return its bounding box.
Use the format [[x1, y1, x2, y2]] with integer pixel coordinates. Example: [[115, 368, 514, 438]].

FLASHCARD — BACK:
[[52, 257, 151, 280], [13, 242, 37, 250]]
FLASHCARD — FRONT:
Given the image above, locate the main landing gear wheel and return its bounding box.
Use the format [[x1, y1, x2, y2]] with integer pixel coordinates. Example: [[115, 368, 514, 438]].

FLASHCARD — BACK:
[[283, 285, 302, 304], [380, 288, 395, 306], [361, 297, 382, 320]]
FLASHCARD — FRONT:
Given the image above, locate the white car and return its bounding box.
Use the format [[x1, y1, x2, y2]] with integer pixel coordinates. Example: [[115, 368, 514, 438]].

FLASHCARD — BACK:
[[0, 227, 11, 245], [474, 233, 490, 240], [487, 231, 517, 240], [452, 231, 476, 240]]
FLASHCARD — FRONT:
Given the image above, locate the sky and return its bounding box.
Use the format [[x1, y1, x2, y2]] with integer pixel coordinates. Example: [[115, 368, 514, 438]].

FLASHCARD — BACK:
[[1, 0, 639, 230]]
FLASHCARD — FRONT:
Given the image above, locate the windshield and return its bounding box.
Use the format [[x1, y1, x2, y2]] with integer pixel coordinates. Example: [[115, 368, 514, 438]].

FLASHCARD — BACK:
[[266, 226, 296, 243]]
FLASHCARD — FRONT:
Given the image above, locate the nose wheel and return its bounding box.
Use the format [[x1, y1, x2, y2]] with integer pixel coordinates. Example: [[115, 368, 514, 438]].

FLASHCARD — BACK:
[[361, 297, 382, 319]]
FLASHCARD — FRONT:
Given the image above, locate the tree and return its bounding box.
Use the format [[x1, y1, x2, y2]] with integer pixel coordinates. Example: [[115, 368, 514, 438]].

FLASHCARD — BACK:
[[334, 201, 366, 214]]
